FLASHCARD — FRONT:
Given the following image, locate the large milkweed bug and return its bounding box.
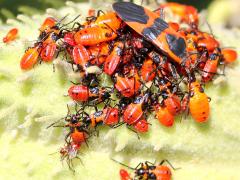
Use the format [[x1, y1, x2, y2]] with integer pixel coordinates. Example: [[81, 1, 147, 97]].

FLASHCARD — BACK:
[[189, 76, 210, 122], [113, 159, 178, 180], [3, 28, 18, 43], [201, 48, 221, 82], [72, 44, 90, 70], [68, 85, 111, 104], [157, 77, 181, 116], [40, 42, 57, 62], [47, 106, 88, 172], [20, 45, 41, 70], [112, 2, 187, 64], [104, 41, 124, 75], [39, 15, 81, 62], [82, 107, 119, 128], [122, 94, 149, 133], [74, 26, 117, 46]]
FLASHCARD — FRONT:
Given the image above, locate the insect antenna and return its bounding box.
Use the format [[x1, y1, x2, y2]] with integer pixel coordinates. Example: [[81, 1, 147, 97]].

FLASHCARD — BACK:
[[111, 158, 135, 170], [159, 159, 181, 170]]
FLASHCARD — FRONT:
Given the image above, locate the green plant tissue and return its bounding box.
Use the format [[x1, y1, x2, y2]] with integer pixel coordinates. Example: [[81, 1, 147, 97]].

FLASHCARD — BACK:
[[0, 1, 240, 180]]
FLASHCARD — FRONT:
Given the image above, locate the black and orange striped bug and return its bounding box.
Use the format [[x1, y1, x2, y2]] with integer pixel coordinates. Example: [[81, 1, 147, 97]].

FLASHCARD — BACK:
[[112, 2, 188, 64]]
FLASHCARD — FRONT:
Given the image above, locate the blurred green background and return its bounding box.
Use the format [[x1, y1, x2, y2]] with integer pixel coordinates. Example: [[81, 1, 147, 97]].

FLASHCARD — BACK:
[[0, 0, 213, 22]]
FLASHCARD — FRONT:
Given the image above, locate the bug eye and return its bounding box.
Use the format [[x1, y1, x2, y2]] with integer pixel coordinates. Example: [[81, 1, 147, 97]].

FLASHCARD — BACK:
[[136, 168, 145, 176]]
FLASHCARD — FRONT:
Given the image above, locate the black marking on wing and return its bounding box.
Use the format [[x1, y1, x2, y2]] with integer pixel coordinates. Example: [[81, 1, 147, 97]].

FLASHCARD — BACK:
[[166, 34, 186, 58], [112, 2, 149, 24], [142, 18, 169, 41]]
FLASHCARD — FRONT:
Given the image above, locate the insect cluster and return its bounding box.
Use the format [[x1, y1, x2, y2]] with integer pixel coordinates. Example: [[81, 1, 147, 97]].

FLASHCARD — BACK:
[[9, 1, 237, 179]]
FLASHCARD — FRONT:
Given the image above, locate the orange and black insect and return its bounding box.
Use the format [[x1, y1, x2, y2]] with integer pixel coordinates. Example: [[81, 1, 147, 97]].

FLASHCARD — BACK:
[[83, 107, 119, 128], [39, 15, 81, 62], [156, 77, 181, 116], [74, 26, 117, 46], [189, 76, 210, 123], [20, 45, 41, 70], [121, 94, 149, 133], [114, 72, 141, 98], [201, 48, 221, 82], [113, 2, 187, 64], [104, 41, 124, 75], [68, 85, 111, 103], [113, 159, 178, 180], [72, 44, 90, 70]]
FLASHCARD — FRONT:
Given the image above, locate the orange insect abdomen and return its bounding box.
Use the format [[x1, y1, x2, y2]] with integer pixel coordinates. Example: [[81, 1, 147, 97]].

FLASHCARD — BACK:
[[68, 85, 89, 101], [189, 83, 210, 123], [39, 17, 56, 33], [222, 48, 238, 63], [3, 28, 18, 43], [20, 46, 40, 70], [94, 12, 122, 31], [103, 107, 119, 126], [133, 119, 148, 133], [201, 57, 219, 82], [74, 26, 117, 46], [164, 95, 181, 115], [104, 42, 123, 75], [72, 44, 90, 68], [151, 165, 172, 180], [123, 103, 143, 125], [155, 105, 174, 127], [115, 75, 140, 98], [70, 130, 86, 145], [40, 42, 57, 62], [141, 58, 156, 82], [197, 33, 219, 52], [120, 169, 132, 180]]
